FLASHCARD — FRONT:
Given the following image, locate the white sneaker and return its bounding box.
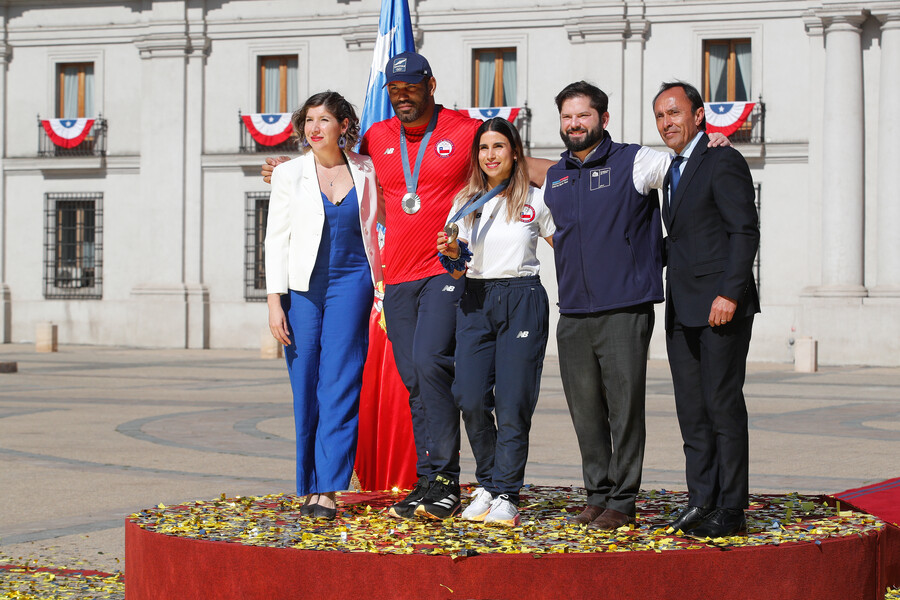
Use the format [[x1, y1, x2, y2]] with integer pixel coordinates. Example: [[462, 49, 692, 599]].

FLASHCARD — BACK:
[[484, 494, 521, 527], [461, 487, 493, 522]]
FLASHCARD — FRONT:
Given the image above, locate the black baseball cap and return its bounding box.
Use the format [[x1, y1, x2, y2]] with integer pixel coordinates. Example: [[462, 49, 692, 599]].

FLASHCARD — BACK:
[[383, 52, 433, 86]]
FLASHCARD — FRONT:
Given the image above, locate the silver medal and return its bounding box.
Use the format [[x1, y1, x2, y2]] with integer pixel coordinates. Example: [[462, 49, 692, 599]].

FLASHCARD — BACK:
[[444, 222, 459, 245], [402, 192, 420, 214]]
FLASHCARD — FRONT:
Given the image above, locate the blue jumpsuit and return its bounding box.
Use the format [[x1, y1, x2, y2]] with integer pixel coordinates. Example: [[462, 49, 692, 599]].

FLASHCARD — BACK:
[[281, 187, 373, 496]]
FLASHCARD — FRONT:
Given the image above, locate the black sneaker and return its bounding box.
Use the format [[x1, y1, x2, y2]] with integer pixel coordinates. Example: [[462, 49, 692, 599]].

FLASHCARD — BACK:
[[387, 475, 430, 519], [415, 474, 461, 520]]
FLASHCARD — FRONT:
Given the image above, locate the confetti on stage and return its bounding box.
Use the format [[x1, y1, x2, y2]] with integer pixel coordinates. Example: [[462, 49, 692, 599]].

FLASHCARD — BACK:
[[127, 486, 885, 556], [0, 561, 123, 599], [2, 485, 897, 599]]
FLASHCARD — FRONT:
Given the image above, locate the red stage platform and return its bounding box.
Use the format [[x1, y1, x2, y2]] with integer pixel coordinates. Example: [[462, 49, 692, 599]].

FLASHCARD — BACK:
[[125, 487, 900, 600]]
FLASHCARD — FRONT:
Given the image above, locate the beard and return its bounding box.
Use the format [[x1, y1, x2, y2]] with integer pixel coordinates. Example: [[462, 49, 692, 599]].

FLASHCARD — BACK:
[[393, 98, 427, 124], [560, 123, 605, 153]]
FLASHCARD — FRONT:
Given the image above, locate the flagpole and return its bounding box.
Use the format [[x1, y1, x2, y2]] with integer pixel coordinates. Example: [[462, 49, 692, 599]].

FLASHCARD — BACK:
[[353, 0, 420, 493], [358, 0, 416, 143]]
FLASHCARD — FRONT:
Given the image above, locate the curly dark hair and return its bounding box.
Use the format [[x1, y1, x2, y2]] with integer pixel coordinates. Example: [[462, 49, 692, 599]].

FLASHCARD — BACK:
[[291, 91, 361, 151]]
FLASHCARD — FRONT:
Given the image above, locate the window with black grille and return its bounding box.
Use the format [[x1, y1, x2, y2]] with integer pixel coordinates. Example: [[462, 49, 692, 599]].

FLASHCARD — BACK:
[[245, 192, 269, 301], [44, 193, 103, 299]]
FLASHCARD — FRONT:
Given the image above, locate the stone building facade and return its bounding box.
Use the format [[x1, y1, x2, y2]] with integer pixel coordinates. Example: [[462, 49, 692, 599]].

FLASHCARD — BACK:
[[0, 0, 897, 365]]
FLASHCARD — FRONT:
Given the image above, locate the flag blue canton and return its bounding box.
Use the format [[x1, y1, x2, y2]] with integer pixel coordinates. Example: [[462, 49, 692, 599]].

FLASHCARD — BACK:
[[358, 0, 416, 145]]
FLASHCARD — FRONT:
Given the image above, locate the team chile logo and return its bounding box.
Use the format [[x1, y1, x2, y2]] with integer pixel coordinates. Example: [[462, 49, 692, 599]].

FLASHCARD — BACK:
[[435, 139, 454, 157], [520, 204, 536, 223]]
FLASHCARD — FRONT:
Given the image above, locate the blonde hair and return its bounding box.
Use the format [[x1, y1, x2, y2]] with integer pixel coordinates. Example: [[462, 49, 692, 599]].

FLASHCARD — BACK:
[[451, 117, 530, 225]]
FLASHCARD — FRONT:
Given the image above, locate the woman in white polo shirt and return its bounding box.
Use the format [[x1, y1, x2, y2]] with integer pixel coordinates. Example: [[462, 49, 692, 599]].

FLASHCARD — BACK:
[[436, 117, 555, 526]]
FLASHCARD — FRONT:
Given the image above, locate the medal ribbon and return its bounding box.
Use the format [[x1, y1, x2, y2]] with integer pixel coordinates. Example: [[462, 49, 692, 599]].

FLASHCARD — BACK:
[[400, 108, 440, 198], [446, 179, 510, 224]]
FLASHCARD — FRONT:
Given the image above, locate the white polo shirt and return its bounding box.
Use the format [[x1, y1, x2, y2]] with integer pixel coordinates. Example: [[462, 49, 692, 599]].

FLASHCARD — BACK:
[[452, 185, 555, 279]]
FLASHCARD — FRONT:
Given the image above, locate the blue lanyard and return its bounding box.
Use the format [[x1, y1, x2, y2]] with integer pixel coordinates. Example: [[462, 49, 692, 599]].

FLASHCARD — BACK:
[[399, 108, 440, 196], [447, 179, 510, 224]]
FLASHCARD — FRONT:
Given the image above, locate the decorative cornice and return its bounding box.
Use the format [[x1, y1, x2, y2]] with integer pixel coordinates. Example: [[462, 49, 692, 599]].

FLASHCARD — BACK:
[[566, 17, 630, 44], [803, 10, 826, 36], [342, 23, 377, 52], [814, 7, 868, 31], [875, 10, 900, 27], [135, 32, 210, 59], [866, 0, 900, 21], [626, 19, 649, 42]]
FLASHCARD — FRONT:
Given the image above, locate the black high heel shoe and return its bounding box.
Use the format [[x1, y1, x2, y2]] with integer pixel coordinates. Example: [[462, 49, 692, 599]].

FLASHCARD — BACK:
[[312, 503, 337, 520], [300, 494, 316, 517]]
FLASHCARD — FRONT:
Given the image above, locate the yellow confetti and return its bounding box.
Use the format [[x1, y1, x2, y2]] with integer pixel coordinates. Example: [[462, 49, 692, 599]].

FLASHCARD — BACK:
[[110, 487, 889, 564]]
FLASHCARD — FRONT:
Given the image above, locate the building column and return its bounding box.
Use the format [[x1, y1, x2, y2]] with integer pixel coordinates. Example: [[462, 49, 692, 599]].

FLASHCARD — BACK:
[[184, 1, 210, 348], [0, 8, 10, 342], [622, 16, 648, 143], [814, 10, 867, 296], [872, 10, 900, 296], [131, 1, 196, 347], [802, 13, 825, 290], [564, 7, 627, 140]]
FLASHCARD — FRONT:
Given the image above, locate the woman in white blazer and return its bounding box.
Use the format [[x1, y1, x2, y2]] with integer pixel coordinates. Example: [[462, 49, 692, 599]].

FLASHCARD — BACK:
[[265, 91, 382, 520]]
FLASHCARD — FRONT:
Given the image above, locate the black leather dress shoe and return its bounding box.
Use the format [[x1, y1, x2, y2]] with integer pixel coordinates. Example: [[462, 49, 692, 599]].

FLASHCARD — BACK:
[[689, 508, 746, 538], [666, 505, 713, 533]]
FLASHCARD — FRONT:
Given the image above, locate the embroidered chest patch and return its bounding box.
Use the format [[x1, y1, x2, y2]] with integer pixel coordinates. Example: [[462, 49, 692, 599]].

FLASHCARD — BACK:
[[520, 204, 536, 223], [435, 139, 454, 157], [590, 168, 611, 191], [551, 175, 569, 189]]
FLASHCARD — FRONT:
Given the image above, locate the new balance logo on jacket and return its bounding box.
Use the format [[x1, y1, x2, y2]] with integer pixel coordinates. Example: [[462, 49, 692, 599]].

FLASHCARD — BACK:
[[516, 331, 530, 338], [442, 285, 456, 292]]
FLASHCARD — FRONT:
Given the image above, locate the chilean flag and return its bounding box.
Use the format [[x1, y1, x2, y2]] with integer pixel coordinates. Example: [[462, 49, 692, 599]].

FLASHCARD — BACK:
[[354, 0, 419, 493], [41, 119, 95, 149], [704, 102, 755, 137], [358, 0, 416, 142], [457, 107, 522, 122], [241, 113, 293, 146]]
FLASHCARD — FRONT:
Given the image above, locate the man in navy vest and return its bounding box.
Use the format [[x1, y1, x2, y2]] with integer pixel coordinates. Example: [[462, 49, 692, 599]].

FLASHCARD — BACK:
[[543, 81, 667, 531], [544, 81, 729, 530], [653, 81, 759, 538]]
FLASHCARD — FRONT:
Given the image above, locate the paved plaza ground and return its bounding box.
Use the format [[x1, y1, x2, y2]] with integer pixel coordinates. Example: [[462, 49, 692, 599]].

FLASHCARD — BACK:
[[1, 343, 898, 574]]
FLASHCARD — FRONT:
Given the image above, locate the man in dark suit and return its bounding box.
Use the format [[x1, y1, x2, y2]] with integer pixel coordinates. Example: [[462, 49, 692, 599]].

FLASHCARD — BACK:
[[653, 81, 760, 538]]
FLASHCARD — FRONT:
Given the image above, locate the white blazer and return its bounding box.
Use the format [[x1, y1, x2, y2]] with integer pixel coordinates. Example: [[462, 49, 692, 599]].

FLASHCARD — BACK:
[[265, 150, 383, 294]]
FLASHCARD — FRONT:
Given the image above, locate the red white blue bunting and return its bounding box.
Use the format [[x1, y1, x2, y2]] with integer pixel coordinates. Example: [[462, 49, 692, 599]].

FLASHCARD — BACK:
[[41, 118, 95, 149], [704, 102, 755, 137], [242, 113, 293, 146], [457, 107, 522, 122]]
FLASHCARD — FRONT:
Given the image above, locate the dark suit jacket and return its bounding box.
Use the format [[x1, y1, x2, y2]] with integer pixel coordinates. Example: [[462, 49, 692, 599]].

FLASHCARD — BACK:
[[662, 133, 760, 329]]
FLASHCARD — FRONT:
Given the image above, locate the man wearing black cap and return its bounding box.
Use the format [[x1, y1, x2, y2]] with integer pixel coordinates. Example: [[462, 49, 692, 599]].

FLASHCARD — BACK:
[[262, 52, 550, 520], [358, 52, 482, 519]]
